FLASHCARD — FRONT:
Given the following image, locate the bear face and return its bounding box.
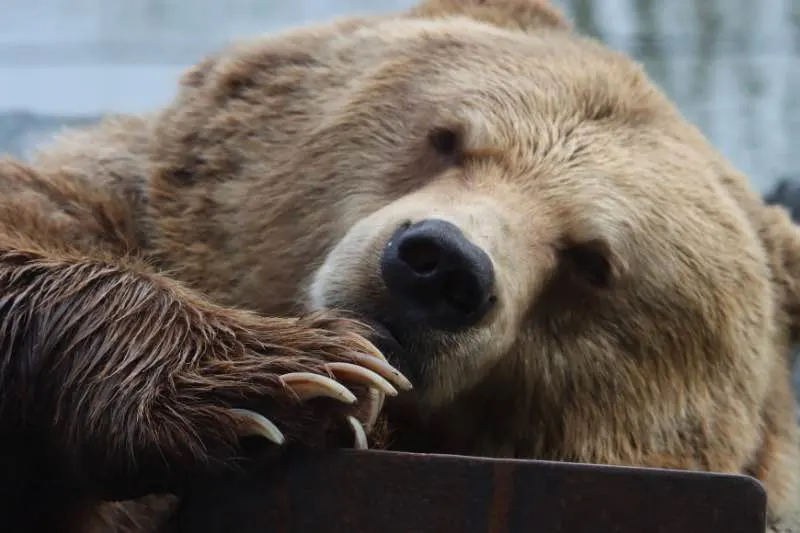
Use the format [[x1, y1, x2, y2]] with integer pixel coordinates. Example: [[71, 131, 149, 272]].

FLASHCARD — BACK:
[[296, 20, 786, 473], [152, 14, 772, 440], [134, 0, 798, 526]]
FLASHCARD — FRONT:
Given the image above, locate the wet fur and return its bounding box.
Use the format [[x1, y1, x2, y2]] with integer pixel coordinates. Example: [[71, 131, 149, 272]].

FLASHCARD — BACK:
[[1, 0, 799, 531], [0, 158, 383, 531]]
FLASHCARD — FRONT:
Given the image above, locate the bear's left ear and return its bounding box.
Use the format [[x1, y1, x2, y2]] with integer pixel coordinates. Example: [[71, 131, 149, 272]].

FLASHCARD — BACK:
[[409, 0, 571, 33]]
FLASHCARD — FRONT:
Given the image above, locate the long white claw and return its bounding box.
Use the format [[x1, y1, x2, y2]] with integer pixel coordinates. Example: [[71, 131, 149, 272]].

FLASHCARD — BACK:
[[280, 372, 357, 404], [347, 416, 369, 450], [363, 388, 385, 431], [326, 362, 399, 397], [350, 336, 389, 363], [230, 408, 285, 446], [350, 354, 413, 392]]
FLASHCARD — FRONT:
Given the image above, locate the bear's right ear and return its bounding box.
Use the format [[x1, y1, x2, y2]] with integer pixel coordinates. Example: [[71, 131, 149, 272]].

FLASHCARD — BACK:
[[409, 0, 570, 32], [756, 203, 800, 346], [717, 167, 800, 348]]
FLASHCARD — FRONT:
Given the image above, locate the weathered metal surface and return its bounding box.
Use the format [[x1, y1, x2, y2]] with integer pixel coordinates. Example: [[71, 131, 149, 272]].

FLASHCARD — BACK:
[[173, 449, 768, 533]]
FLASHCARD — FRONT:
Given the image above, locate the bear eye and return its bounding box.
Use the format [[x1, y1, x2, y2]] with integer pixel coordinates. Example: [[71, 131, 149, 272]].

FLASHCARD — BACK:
[[427, 127, 462, 161], [560, 243, 614, 289]]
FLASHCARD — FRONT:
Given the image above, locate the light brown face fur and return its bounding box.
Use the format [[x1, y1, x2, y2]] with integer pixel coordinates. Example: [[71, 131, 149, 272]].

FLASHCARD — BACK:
[[67, 0, 797, 528]]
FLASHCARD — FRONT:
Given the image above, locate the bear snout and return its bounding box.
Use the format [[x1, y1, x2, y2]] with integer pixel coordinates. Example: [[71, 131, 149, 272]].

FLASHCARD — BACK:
[[379, 219, 497, 332]]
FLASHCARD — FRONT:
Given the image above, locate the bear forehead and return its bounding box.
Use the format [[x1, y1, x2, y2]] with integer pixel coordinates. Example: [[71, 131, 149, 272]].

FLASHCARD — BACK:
[[340, 23, 760, 279], [323, 19, 697, 191], [339, 17, 663, 119], [291, 20, 754, 254], [216, 16, 663, 125], [202, 16, 756, 271]]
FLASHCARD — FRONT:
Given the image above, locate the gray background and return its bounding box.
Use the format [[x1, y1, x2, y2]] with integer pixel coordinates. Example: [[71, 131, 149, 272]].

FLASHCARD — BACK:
[[1, 0, 799, 398]]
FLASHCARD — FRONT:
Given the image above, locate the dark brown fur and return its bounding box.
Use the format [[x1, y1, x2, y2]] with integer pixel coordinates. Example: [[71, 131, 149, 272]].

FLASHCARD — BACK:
[[0, 158, 389, 531]]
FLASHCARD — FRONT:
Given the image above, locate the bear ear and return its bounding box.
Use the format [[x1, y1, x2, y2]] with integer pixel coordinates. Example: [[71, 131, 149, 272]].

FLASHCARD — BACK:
[[757, 203, 800, 344], [720, 169, 800, 346], [409, 0, 570, 32]]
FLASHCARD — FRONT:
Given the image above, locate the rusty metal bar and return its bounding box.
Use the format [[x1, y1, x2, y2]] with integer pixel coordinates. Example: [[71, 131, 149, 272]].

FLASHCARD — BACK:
[[173, 449, 767, 533]]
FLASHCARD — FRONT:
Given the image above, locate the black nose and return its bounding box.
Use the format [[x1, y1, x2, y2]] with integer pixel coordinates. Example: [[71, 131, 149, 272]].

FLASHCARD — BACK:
[[380, 219, 496, 331]]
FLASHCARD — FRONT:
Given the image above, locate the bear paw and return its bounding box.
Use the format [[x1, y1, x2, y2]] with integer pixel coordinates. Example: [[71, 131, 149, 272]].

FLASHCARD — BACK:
[[189, 314, 412, 454], [231, 345, 410, 450]]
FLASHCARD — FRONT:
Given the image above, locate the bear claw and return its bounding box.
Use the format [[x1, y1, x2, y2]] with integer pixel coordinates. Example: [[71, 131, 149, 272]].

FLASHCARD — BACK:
[[230, 351, 410, 451], [232, 404, 374, 451], [348, 354, 413, 391], [364, 388, 385, 430], [348, 416, 369, 450], [230, 408, 286, 445], [325, 361, 399, 396], [280, 372, 358, 404], [350, 337, 389, 363]]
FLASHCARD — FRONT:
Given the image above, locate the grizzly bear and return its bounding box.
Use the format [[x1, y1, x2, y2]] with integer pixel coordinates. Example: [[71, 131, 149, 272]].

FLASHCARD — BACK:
[[1, 0, 798, 532]]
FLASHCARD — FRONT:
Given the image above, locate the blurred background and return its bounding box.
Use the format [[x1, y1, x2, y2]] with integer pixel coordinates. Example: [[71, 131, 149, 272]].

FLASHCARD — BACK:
[[1, 0, 799, 398]]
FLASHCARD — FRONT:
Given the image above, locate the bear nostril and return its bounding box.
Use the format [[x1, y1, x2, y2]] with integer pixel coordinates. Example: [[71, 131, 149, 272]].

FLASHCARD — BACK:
[[398, 237, 441, 275], [442, 270, 483, 315]]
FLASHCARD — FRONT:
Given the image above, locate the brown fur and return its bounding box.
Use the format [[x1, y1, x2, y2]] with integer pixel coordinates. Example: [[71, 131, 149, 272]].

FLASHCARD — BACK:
[[0, 154, 390, 532], [1, 0, 798, 531]]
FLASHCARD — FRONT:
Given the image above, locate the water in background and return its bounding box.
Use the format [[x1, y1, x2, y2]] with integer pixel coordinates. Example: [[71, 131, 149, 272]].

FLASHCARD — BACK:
[[1, 0, 799, 396]]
